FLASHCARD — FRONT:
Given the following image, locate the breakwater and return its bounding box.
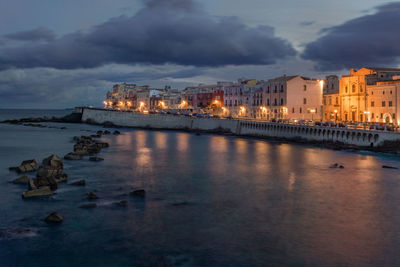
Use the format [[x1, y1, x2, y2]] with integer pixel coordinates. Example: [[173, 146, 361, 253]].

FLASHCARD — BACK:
[[81, 107, 400, 151]]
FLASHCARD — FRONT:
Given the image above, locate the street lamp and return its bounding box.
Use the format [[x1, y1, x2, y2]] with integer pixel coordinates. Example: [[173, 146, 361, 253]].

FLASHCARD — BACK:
[[334, 109, 338, 123], [310, 108, 316, 121]]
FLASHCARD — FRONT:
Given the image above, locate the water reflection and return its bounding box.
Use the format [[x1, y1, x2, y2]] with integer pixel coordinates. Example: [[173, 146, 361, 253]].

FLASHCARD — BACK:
[[2, 124, 400, 266], [155, 132, 168, 150]]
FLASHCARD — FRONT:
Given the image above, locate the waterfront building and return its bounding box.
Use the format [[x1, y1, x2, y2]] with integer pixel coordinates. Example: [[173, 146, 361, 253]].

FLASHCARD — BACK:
[[339, 67, 400, 122], [223, 79, 258, 117], [322, 75, 340, 121], [366, 77, 400, 124], [263, 75, 323, 121]]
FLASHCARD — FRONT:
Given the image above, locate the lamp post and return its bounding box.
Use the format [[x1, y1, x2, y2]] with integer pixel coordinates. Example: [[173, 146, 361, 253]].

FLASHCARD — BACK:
[[334, 109, 338, 123], [363, 111, 370, 130]]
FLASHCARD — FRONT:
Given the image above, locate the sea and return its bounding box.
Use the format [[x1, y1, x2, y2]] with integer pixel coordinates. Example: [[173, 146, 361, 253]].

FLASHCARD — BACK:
[[1, 109, 400, 266]]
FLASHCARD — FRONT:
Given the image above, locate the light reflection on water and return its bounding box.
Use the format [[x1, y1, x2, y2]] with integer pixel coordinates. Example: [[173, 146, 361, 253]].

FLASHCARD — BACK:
[[1, 123, 400, 266]]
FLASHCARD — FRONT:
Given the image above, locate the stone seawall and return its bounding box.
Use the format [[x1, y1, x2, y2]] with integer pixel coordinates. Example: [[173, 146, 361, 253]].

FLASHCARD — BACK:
[[82, 108, 400, 150]]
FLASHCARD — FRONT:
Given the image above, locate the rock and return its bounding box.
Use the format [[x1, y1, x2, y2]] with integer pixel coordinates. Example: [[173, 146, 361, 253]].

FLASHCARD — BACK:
[[22, 186, 52, 198], [64, 152, 83, 160], [79, 203, 97, 209], [9, 167, 19, 172], [382, 165, 399, 169], [130, 189, 146, 197], [32, 177, 58, 191], [103, 130, 111, 135], [114, 200, 128, 207], [60, 127, 67, 130], [16, 160, 38, 173], [339, 165, 344, 169], [87, 192, 98, 200], [195, 132, 201, 136], [44, 212, 63, 224], [54, 174, 68, 183], [36, 166, 63, 178], [113, 130, 121, 135], [70, 179, 86, 186], [96, 130, 103, 135], [95, 142, 109, 148], [28, 178, 37, 190], [89, 157, 104, 162], [12, 175, 30, 184], [329, 163, 338, 168], [42, 154, 63, 169], [90, 134, 101, 138]]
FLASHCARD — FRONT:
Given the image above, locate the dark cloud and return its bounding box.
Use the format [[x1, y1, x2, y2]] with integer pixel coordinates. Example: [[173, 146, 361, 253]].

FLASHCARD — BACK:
[[0, 0, 296, 70], [302, 2, 400, 70], [4, 27, 55, 42], [0, 64, 206, 108]]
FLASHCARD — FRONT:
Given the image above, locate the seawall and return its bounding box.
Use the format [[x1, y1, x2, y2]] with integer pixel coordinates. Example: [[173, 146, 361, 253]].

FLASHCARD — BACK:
[[81, 108, 400, 151]]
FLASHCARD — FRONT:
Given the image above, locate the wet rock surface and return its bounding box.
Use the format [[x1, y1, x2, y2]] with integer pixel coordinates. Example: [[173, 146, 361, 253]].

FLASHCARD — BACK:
[[44, 212, 63, 224], [130, 189, 146, 197], [70, 180, 86, 186], [22, 186, 53, 198]]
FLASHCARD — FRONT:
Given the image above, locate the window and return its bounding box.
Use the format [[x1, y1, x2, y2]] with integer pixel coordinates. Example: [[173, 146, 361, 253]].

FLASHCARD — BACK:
[[274, 98, 277, 105], [267, 99, 270, 105], [382, 101, 386, 107], [234, 100, 237, 106], [274, 86, 277, 93], [323, 97, 326, 105], [360, 85, 363, 93], [371, 101, 374, 107], [229, 100, 232, 106], [300, 107, 302, 113], [329, 96, 332, 105], [381, 113, 383, 119], [292, 107, 295, 113], [393, 114, 396, 119], [383, 91, 385, 95], [390, 90, 393, 94], [389, 101, 393, 107], [371, 113, 374, 119], [345, 86, 348, 93], [303, 98, 307, 104], [280, 85, 284, 92], [280, 98, 283, 105], [303, 85, 307, 91], [352, 84, 356, 93], [267, 86, 270, 93], [372, 91, 374, 95], [335, 97, 339, 105]]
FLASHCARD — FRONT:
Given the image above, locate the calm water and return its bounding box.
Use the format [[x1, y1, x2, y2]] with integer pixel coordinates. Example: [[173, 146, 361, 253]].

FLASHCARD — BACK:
[[1, 110, 400, 266]]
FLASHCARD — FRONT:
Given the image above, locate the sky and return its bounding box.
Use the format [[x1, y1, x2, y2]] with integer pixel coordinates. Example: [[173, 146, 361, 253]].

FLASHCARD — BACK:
[[0, 0, 399, 108]]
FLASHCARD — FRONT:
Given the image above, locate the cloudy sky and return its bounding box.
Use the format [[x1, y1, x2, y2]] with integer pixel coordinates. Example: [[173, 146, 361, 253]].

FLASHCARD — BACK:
[[0, 0, 399, 108]]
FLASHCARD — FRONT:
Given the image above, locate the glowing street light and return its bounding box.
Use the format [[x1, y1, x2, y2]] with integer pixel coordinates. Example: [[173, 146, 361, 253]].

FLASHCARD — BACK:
[[319, 80, 324, 90]]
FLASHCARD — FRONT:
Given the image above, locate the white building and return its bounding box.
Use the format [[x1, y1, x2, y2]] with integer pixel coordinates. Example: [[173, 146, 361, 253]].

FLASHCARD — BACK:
[[263, 75, 323, 121]]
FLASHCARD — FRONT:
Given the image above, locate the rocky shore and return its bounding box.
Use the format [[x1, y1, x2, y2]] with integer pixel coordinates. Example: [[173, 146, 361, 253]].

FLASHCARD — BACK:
[[8, 128, 146, 227]]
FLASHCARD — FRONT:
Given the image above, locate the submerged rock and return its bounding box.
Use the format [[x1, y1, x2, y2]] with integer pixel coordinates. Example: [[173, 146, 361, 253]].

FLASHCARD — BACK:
[[113, 130, 121, 135], [89, 157, 104, 162], [96, 130, 103, 135], [70, 179, 86, 186], [103, 130, 111, 135], [79, 203, 97, 209], [130, 189, 146, 197], [12, 175, 30, 184], [64, 152, 83, 160], [22, 186, 52, 198], [55, 174, 68, 183], [114, 200, 128, 207], [329, 163, 338, 168], [87, 192, 98, 200], [382, 165, 399, 169], [44, 212, 63, 224]]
